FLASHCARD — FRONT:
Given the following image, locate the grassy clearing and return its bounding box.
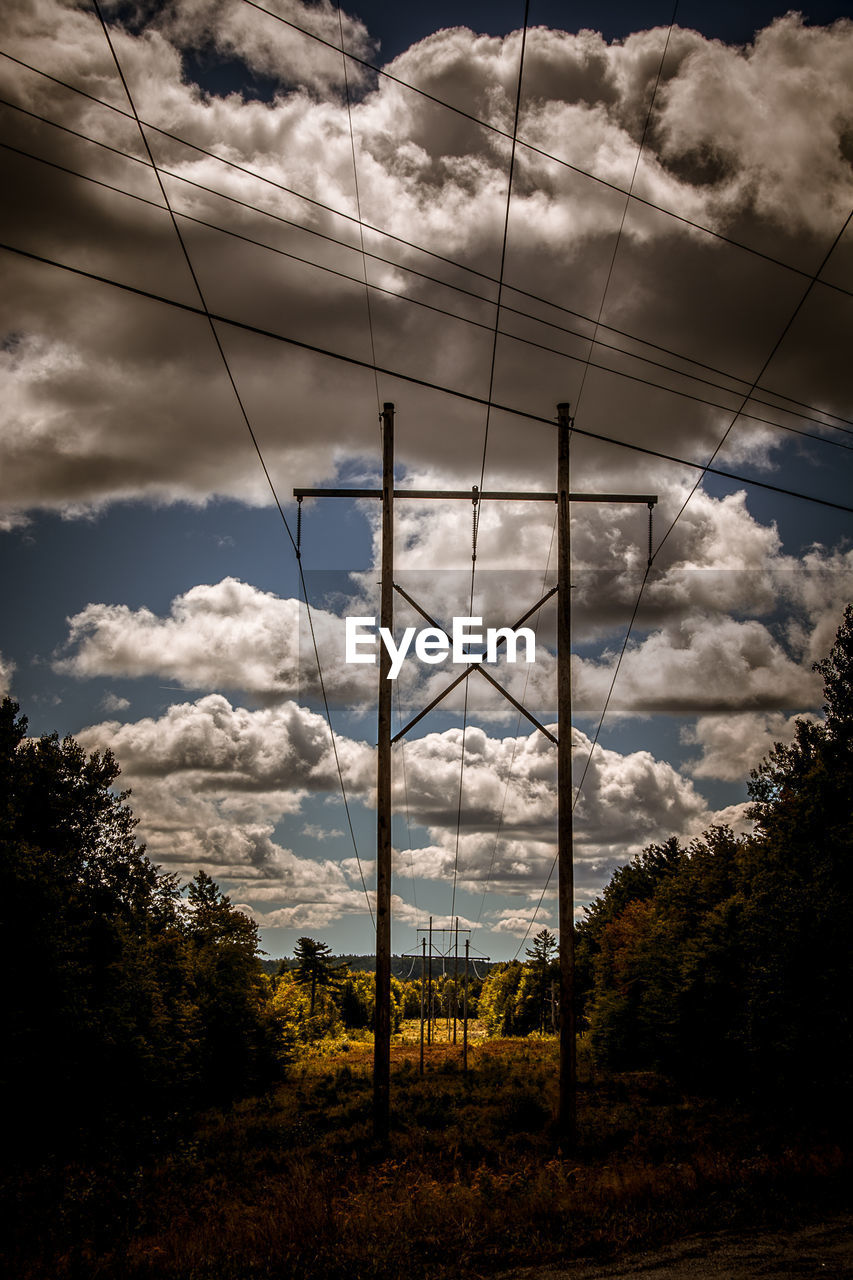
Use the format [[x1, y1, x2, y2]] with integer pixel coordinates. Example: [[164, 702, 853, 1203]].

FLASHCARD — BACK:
[[6, 1038, 850, 1280]]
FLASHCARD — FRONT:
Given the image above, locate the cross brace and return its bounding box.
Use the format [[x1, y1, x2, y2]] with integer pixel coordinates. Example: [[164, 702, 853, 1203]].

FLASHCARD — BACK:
[[294, 487, 657, 503]]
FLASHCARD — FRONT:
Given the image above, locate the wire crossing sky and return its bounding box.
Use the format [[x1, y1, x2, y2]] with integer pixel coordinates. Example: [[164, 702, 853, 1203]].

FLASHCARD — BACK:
[[1, 0, 852, 958]]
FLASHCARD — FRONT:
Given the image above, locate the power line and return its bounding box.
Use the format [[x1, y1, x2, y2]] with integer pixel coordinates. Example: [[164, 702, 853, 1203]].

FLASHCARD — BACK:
[[572, 0, 678, 422], [7, 127, 850, 464], [511, 559, 652, 960], [6, 135, 849, 459], [3, 90, 851, 443], [90, 0, 376, 927], [653, 203, 853, 560], [4, 237, 853, 518], [236, 1, 853, 303], [3, 45, 852, 337], [512, 205, 853, 956], [511, 6, 680, 959], [336, 0, 382, 419], [472, 510, 558, 942], [453, 0, 531, 932]]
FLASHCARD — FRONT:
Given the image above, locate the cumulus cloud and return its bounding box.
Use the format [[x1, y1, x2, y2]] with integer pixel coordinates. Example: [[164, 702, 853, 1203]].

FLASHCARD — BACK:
[[5, 1, 852, 948], [72, 692, 723, 924], [389, 723, 712, 902], [101, 691, 130, 711], [0, 651, 15, 696], [148, 0, 378, 96], [575, 614, 820, 717], [1, 3, 850, 529], [681, 710, 822, 780], [54, 575, 377, 705]]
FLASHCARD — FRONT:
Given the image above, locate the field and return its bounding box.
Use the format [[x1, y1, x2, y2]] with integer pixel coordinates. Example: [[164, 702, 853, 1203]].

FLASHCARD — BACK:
[[7, 1037, 851, 1280]]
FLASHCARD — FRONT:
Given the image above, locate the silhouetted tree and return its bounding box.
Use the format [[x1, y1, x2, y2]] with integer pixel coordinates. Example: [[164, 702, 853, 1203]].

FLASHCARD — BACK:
[[0, 699, 281, 1163]]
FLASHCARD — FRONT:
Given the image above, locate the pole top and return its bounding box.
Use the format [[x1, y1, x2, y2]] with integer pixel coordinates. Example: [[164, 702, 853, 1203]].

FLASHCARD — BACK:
[[556, 402, 572, 417]]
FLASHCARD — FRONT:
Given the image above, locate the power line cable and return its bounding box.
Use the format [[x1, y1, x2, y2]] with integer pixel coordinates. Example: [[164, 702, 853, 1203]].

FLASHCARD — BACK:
[[7, 134, 851, 459], [451, 0, 531, 927], [236, 1, 853, 302], [8, 125, 850, 466], [336, 0, 382, 420], [393, 673, 419, 922], [511, 203, 853, 956], [511, 557, 652, 959], [653, 203, 853, 560], [510, 6, 679, 959], [572, 1, 678, 421], [3, 89, 851, 441], [4, 237, 853, 517], [471, 510, 557, 941], [89, 0, 375, 927], [4, 45, 853, 311]]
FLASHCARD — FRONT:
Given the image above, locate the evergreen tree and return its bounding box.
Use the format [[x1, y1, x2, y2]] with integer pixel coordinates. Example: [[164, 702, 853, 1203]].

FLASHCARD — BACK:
[[293, 936, 345, 1014]]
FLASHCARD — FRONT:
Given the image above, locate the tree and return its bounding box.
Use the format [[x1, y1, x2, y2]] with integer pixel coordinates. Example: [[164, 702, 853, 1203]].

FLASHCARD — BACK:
[[583, 604, 853, 1102], [0, 699, 282, 1162], [524, 928, 558, 1034], [738, 603, 853, 1097], [293, 936, 344, 1015], [0, 698, 183, 1157], [183, 871, 281, 1101], [478, 961, 525, 1036], [574, 837, 683, 1023]]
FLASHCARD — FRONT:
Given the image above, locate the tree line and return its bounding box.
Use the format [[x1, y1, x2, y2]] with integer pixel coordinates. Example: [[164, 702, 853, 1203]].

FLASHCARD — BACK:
[[575, 603, 853, 1101], [477, 604, 853, 1107]]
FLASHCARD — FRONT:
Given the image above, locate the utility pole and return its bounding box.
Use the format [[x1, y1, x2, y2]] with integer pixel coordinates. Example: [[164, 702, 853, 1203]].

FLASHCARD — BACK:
[[293, 401, 655, 1144], [374, 402, 394, 1142], [463, 936, 470, 1073], [453, 917, 459, 1045], [427, 916, 433, 1046], [420, 936, 426, 1076], [556, 402, 575, 1148]]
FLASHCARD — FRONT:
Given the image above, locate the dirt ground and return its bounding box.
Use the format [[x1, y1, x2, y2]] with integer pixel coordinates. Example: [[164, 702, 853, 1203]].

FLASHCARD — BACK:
[[501, 1212, 853, 1279]]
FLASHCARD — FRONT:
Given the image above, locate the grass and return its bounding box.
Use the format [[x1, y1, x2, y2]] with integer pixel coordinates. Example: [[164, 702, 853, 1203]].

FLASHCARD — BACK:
[[6, 1037, 851, 1280]]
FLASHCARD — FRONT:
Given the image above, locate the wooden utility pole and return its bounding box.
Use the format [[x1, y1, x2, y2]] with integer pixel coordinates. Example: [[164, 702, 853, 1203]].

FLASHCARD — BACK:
[[463, 936, 470, 1072], [556, 402, 575, 1148], [427, 916, 433, 1045], [374, 402, 394, 1142], [420, 936, 426, 1076], [453, 917, 459, 1045]]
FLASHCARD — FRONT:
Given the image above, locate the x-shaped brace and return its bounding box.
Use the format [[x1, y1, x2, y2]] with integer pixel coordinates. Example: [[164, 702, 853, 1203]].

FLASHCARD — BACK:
[[390, 582, 559, 745]]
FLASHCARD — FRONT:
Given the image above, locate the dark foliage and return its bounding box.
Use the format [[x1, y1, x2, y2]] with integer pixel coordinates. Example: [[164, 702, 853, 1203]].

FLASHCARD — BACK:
[[581, 604, 853, 1107], [0, 699, 281, 1165]]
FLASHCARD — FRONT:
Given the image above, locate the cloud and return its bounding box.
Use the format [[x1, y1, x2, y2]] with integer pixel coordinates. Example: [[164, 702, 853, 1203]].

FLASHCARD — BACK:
[[392, 723, 712, 900], [54, 576, 376, 705], [1, 4, 850, 528], [101, 691, 130, 711], [72, 691, 722, 924], [148, 0, 378, 96], [0, 651, 15, 696], [575, 613, 821, 717], [6, 1, 852, 947], [681, 710, 822, 780]]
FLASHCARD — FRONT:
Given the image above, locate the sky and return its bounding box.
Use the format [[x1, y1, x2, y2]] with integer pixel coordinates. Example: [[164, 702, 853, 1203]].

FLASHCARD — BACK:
[[1, 0, 852, 962]]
